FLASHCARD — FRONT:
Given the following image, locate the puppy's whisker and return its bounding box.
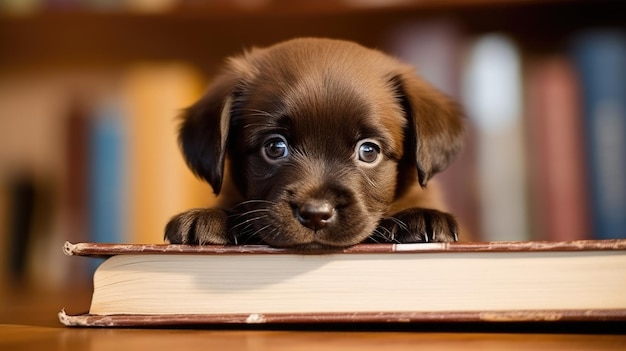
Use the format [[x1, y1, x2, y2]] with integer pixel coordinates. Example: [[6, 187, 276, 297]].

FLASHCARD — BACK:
[[230, 215, 269, 231], [374, 230, 392, 243], [370, 228, 390, 244], [370, 227, 390, 241], [229, 208, 270, 218], [232, 224, 259, 239], [371, 226, 401, 244], [228, 209, 271, 222], [258, 228, 278, 245], [231, 200, 276, 210], [232, 224, 259, 245], [376, 225, 392, 237], [367, 234, 381, 243], [241, 227, 274, 245], [266, 228, 281, 243], [388, 217, 409, 232], [248, 224, 273, 242], [240, 200, 276, 206]]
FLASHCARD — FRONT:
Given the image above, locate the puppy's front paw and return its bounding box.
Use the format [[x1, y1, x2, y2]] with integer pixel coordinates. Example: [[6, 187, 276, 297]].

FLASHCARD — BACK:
[[164, 208, 229, 245], [374, 208, 459, 243]]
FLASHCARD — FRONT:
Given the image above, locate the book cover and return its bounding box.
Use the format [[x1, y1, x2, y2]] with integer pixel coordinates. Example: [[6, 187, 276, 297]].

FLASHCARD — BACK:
[[59, 240, 626, 327]]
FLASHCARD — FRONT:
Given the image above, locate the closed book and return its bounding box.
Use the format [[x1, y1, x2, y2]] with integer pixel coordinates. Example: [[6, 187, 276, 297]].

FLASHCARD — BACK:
[[59, 240, 626, 327]]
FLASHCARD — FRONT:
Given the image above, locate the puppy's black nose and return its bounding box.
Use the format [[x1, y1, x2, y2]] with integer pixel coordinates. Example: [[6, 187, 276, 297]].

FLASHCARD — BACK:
[[295, 200, 335, 231]]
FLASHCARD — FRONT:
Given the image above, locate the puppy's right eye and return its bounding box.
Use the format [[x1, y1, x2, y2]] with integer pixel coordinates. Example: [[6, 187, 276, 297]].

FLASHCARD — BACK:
[[262, 135, 289, 162], [355, 138, 382, 167]]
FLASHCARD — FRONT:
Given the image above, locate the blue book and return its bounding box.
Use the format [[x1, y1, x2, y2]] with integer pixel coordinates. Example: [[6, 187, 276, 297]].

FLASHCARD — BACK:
[[573, 30, 626, 239], [89, 101, 126, 245]]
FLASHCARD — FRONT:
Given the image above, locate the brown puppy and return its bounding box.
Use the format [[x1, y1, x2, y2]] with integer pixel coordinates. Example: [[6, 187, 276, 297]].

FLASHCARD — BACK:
[[165, 38, 464, 250]]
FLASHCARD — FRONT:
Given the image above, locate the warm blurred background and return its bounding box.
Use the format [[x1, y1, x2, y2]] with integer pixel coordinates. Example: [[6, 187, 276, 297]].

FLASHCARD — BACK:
[[1, 0, 625, 292]]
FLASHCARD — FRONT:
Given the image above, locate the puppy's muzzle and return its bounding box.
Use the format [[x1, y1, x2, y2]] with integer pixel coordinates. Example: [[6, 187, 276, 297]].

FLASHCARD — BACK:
[[294, 199, 335, 231]]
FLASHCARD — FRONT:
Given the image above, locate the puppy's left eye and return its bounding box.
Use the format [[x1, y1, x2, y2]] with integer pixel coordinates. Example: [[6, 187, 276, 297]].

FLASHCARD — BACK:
[[262, 135, 289, 162], [355, 139, 381, 165]]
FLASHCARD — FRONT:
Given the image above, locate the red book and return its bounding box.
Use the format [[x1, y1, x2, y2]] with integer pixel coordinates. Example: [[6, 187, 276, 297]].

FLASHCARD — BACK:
[[526, 57, 590, 241]]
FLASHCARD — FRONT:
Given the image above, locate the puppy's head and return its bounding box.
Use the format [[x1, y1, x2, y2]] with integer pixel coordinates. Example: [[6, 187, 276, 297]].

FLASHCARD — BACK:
[[180, 38, 463, 249]]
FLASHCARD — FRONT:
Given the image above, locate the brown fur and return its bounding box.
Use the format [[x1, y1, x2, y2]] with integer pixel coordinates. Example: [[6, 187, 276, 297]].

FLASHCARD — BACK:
[[165, 38, 464, 250]]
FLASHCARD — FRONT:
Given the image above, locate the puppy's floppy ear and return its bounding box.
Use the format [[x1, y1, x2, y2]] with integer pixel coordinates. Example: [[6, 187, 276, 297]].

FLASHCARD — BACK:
[[178, 70, 240, 195], [391, 68, 464, 187]]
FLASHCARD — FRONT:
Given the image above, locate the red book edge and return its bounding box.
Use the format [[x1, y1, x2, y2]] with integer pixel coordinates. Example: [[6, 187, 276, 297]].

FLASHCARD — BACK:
[[58, 309, 626, 327], [63, 239, 626, 258]]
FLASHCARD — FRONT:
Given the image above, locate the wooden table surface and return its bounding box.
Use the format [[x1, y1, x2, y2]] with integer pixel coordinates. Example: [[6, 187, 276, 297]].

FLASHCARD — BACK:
[[2, 285, 625, 351]]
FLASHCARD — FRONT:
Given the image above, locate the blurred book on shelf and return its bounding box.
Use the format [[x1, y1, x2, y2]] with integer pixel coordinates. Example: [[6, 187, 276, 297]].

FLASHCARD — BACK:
[[122, 63, 214, 244], [525, 56, 590, 241], [572, 30, 626, 240], [88, 99, 126, 245], [386, 19, 480, 241], [0, 72, 101, 289], [0, 65, 214, 288], [63, 98, 91, 276], [4, 172, 36, 283], [462, 34, 529, 242]]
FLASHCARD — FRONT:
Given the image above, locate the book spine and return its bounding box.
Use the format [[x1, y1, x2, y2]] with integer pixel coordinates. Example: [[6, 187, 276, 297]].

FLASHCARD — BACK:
[[462, 34, 529, 241], [88, 100, 126, 244], [123, 64, 210, 244], [63, 97, 92, 281], [572, 30, 626, 240], [5, 172, 36, 281], [386, 20, 480, 240], [387, 20, 461, 96], [525, 57, 590, 240]]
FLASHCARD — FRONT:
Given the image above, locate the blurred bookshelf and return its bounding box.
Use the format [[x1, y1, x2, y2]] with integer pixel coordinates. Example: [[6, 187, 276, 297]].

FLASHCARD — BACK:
[[1, 1, 624, 70], [1, 0, 625, 289]]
